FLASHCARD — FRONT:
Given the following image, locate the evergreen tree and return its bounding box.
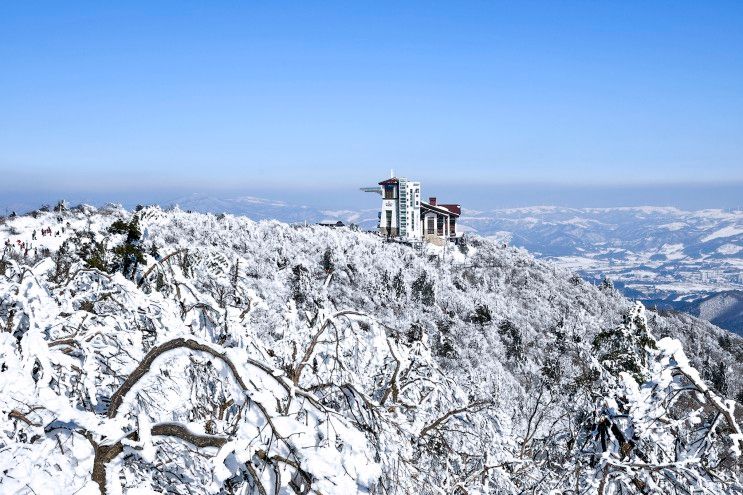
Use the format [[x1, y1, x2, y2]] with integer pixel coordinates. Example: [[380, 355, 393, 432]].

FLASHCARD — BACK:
[[291, 264, 310, 307], [149, 242, 160, 260], [109, 216, 146, 281], [406, 322, 423, 343], [321, 247, 334, 273], [63, 229, 110, 273], [50, 240, 73, 283], [593, 302, 656, 384], [83, 239, 108, 272], [411, 272, 435, 306], [470, 304, 492, 326], [498, 319, 524, 362], [705, 360, 729, 396], [457, 237, 469, 256], [380, 270, 390, 295], [392, 270, 405, 299]]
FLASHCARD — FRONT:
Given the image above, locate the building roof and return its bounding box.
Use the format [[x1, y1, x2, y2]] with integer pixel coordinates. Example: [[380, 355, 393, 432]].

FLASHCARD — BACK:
[[439, 204, 461, 215], [421, 201, 460, 217], [378, 178, 399, 185]]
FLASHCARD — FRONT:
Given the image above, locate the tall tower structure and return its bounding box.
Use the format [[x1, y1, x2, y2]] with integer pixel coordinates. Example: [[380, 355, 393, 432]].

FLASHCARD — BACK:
[[374, 176, 421, 241]]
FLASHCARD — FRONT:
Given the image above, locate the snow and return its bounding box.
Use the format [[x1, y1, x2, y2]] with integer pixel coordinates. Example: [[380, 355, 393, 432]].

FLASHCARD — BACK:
[[659, 222, 688, 231], [657, 242, 686, 261], [717, 243, 742, 255], [453, 206, 743, 309], [701, 225, 743, 243], [321, 209, 362, 222], [697, 292, 742, 321], [1, 205, 742, 494], [100, 200, 743, 318]]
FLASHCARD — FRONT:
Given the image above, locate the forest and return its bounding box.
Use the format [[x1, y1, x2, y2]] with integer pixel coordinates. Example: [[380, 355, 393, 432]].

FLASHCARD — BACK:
[[1, 203, 742, 494]]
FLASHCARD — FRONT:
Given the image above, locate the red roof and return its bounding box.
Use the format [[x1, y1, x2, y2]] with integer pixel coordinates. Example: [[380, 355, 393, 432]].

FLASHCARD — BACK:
[[440, 204, 461, 215], [378, 178, 399, 185]]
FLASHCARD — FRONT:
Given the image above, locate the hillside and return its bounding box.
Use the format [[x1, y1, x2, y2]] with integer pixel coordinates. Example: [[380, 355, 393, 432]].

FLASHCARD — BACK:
[[676, 290, 743, 335], [168, 195, 743, 332], [1, 204, 743, 494]]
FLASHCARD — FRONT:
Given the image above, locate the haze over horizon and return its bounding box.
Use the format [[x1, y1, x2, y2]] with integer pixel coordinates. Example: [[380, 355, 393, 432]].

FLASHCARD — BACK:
[[2, 182, 743, 217]]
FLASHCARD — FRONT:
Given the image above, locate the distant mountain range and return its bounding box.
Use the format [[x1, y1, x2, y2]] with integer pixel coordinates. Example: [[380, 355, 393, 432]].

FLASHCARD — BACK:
[[458, 206, 743, 334], [170, 194, 743, 334]]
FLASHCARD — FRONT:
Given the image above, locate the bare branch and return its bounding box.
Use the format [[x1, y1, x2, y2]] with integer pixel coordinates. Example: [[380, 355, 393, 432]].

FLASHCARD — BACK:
[[91, 422, 228, 494], [419, 400, 491, 438]]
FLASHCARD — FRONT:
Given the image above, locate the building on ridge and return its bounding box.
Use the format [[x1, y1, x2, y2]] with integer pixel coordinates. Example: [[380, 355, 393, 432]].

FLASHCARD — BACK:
[[361, 173, 461, 245]]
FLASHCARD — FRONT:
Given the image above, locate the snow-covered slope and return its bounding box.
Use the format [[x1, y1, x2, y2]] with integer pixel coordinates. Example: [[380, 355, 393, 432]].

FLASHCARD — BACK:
[[162, 196, 743, 332], [1, 205, 742, 494], [677, 290, 743, 334]]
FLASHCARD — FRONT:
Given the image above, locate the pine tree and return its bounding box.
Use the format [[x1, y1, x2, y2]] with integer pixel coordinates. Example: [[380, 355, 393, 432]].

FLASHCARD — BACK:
[[83, 239, 108, 272], [321, 247, 334, 273], [51, 240, 73, 283], [291, 264, 310, 307], [599, 276, 614, 291], [149, 242, 160, 260], [592, 302, 656, 384], [392, 270, 405, 299], [411, 272, 435, 306], [109, 216, 146, 281], [498, 319, 524, 362], [471, 304, 492, 326], [705, 360, 729, 396], [380, 270, 390, 295]]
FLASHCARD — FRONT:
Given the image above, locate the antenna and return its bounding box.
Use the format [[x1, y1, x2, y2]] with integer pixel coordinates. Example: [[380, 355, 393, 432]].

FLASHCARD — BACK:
[[390, 168, 394, 178]]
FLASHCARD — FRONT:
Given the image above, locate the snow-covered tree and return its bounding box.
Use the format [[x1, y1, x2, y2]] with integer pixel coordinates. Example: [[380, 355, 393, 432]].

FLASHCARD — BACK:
[[0, 205, 741, 494]]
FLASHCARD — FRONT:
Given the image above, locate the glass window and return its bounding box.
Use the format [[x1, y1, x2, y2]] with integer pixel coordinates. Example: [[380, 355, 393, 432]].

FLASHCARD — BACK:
[[427, 216, 435, 234]]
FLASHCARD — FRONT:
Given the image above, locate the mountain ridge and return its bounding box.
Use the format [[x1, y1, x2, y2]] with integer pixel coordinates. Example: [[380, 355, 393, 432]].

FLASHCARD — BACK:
[[167, 194, 743, 333]]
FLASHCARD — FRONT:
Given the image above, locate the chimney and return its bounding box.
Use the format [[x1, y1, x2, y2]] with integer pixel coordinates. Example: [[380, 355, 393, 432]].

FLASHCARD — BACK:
[[429, 197, 437, 206]]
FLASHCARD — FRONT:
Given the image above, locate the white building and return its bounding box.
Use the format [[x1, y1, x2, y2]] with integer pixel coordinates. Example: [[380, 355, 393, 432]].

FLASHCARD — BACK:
[[362, 174, 461, 244]]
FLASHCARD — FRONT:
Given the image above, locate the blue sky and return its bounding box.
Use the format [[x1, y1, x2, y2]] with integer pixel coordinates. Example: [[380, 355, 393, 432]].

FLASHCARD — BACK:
[[1, 1, 742, 208]]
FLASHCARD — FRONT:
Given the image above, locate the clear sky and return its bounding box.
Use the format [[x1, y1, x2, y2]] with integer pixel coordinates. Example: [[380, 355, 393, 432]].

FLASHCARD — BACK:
[[1, 1, 742, 207]]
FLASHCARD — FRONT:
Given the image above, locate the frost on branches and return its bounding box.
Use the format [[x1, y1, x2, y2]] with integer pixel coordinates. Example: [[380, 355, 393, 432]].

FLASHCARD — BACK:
[[584, 303, 743, 493], [1, 205, 742, 494]]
